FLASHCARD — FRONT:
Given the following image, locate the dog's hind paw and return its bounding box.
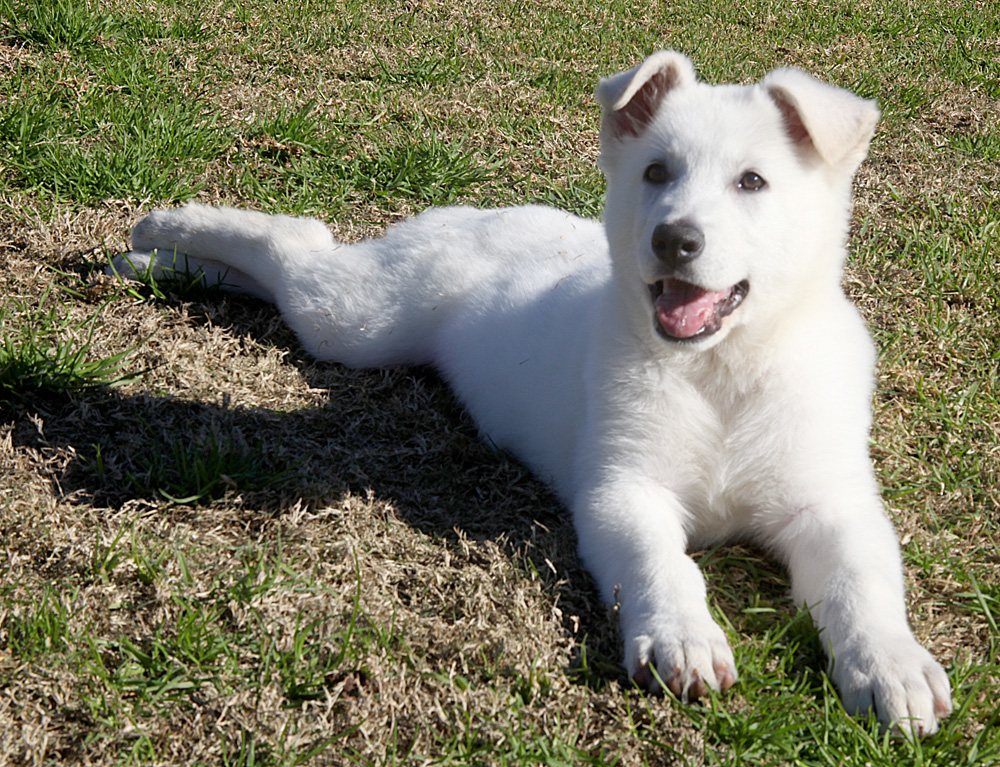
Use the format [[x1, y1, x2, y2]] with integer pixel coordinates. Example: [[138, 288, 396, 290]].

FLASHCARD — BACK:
[[625, 617, 738, 702], [108, 251, 157, 280], [832, 633, 952, 737], [107, 250, 197, 284]]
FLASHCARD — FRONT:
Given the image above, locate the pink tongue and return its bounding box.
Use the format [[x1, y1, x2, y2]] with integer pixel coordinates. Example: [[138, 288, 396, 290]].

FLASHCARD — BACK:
[[655, 281, 730, 338]]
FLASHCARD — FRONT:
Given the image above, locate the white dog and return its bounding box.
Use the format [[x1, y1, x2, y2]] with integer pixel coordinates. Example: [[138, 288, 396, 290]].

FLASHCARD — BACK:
[[115, 51, 952, 736]]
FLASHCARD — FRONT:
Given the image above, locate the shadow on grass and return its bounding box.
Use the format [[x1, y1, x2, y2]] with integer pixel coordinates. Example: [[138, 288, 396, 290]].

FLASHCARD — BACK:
[[1, 297, 629, 670], [2, 291, 801, 695]]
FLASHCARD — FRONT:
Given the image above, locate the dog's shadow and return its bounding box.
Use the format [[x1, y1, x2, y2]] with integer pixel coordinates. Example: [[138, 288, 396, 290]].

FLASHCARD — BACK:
[[7, 290, 636, 676], [9, 289, 801, 691]]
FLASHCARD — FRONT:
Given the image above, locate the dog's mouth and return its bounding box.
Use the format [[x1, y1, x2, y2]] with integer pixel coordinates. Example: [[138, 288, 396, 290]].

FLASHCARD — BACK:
[[649, 278, 749, 341]]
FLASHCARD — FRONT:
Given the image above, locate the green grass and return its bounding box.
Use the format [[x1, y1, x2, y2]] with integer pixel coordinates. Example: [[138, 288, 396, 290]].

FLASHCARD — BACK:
[[0, 0, 998, 764], [3, 584, 76, 659], [122, 427, 298, 505], [0, 0, 111, 50], [0, 287, 141, 401]]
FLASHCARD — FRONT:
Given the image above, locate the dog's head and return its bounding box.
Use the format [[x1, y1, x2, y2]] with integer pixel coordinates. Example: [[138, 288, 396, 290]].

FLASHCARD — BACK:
[[596, 51, 879, 350]]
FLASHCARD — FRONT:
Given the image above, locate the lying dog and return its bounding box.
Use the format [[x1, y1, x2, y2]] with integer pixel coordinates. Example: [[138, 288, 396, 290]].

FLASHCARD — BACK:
[[114, 50, 952, 736]]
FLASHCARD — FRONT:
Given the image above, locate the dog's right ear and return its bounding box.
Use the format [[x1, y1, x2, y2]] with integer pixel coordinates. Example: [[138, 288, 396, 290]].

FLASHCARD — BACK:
[[597, 51, 697, 139]]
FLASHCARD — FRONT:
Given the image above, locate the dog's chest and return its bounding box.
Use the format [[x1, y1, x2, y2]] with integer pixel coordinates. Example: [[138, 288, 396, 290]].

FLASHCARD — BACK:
[[661, 379, 793, 534]]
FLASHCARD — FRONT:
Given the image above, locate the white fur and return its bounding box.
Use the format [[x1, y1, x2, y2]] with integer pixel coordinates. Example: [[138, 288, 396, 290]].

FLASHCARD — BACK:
[[112, 51, 952, 736]]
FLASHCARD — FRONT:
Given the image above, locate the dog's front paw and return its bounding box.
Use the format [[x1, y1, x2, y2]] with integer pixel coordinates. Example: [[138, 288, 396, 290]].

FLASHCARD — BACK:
[[832, 634, 952, 737], [625, 615, 738, 702]]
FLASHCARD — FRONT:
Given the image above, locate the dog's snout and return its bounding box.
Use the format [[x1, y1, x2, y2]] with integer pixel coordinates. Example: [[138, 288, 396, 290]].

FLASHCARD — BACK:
[[651, 222, 705, 268]]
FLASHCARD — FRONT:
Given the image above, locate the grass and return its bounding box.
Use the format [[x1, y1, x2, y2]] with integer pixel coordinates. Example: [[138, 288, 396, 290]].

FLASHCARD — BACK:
[[0, 286, 140, 401], [0, 0, 111, 51], [122, 426, 299, 504], [0, 0, 998, 764]]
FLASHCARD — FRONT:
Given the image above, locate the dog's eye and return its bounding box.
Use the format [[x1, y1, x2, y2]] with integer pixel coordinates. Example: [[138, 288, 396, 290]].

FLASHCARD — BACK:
[[644, 163, 670, 185], [737, 171, 767, 191]]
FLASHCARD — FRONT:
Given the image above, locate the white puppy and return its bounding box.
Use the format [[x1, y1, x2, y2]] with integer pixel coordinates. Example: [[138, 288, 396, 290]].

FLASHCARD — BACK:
[[114, 51, 952, 736]]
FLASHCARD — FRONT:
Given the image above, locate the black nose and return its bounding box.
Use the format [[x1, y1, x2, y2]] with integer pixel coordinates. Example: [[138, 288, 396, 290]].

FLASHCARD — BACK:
[[651, 222, 704, 268]]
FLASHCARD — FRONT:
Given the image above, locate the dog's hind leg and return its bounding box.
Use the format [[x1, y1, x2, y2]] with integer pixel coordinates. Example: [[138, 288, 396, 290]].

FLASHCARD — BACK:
[[111, 248, 275, 302], [114, 203, 529, 370], [114, 203, 334, 303]]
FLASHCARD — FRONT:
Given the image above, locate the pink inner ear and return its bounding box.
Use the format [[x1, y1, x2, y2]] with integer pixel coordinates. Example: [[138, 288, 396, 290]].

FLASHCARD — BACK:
[[613, 69, 676, 138], [770, 89, 813, 148]]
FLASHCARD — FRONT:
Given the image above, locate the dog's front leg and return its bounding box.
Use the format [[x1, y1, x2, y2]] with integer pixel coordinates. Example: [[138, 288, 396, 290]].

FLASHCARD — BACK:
[[574, 478, 738, 700], [777, 499, 953, 736]]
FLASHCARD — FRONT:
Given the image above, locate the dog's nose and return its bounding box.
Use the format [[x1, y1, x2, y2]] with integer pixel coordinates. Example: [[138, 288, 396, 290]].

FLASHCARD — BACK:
[[651, 222, 704, 268]]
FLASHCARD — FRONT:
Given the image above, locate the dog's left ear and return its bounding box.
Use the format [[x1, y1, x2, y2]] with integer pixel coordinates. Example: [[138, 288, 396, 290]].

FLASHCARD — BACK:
[[763, 68, 880, 170], [597, 51, 697, 139]]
